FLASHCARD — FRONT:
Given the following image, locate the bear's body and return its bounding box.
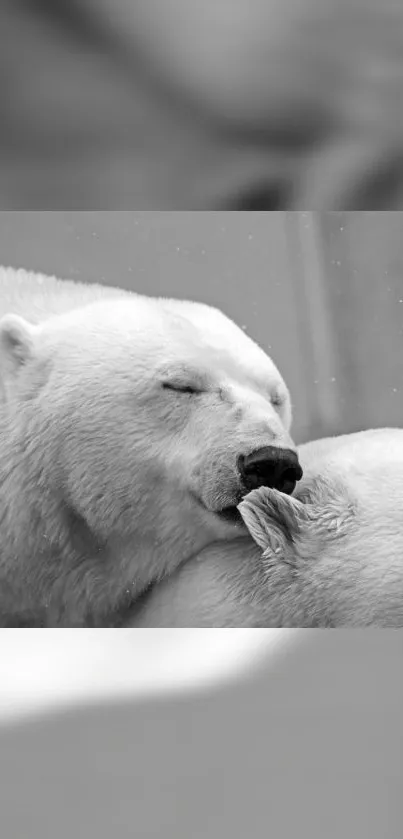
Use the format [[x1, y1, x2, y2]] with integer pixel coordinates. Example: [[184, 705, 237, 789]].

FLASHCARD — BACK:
[[0, 267, 295, 626], [128, 428, 403, 627]]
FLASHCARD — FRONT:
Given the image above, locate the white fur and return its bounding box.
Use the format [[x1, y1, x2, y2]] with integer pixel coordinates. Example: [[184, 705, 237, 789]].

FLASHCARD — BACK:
[[0, 267, 294, 626]]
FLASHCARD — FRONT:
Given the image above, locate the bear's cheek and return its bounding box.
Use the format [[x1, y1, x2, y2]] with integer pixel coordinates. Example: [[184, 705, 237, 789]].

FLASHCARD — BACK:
[[136, 395, 239, 510]]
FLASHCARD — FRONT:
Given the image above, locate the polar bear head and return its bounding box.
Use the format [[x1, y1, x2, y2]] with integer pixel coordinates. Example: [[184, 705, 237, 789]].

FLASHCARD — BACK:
[[0, 292, 301, 624]]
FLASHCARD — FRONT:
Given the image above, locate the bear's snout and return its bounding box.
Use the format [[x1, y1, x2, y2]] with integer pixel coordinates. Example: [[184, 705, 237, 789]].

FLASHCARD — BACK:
[[237, 446, 303, 495]]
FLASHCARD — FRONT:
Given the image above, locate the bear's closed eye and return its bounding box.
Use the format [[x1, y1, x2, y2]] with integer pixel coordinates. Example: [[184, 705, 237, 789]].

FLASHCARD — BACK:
[[162, 382, 201, 395]]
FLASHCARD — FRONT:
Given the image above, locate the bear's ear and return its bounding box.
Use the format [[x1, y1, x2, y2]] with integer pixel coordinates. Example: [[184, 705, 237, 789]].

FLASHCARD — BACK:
[[0, 314, 38, 381], [238, 486, 310, 554]]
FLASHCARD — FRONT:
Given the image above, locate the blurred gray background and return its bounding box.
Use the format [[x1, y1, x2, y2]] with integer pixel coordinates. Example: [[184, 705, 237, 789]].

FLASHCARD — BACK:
[[0, 210, 402, 442], [0, 631, 402, 839], [1, 1, 403, 209]]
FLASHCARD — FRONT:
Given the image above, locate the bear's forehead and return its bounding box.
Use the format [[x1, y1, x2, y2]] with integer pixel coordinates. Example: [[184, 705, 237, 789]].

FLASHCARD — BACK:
[[163, 299, 282, 376], [44, 296, 283, 387]]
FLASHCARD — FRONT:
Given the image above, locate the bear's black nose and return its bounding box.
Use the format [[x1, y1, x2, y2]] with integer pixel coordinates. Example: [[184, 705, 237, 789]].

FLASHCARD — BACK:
[[237, 446, 303, 495]]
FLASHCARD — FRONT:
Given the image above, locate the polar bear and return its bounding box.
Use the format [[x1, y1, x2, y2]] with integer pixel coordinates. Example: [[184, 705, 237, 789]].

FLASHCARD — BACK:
[[127, 428, 403, 627], [0, 267, 301, 626]]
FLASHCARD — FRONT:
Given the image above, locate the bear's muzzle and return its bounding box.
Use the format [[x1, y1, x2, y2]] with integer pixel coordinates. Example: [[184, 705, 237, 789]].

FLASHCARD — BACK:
[[237, 446, 303, 496]]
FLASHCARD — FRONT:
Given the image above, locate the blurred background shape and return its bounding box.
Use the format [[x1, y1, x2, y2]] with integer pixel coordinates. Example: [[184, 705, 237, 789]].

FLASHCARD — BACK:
[[0, 210, 402, 442], [0, 629, 283, 723], [1, 0, 403, 209]]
